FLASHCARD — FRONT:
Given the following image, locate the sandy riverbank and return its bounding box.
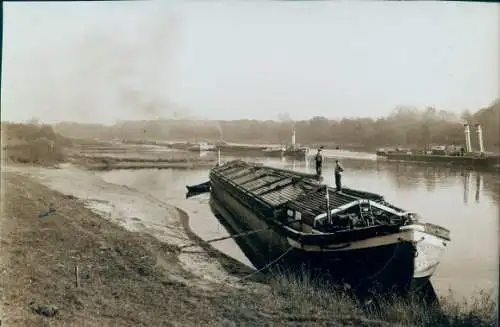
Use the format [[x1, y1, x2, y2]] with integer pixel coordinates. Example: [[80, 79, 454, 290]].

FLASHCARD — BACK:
[[0, 168, 264, 327], [3, 164, 250, 287]]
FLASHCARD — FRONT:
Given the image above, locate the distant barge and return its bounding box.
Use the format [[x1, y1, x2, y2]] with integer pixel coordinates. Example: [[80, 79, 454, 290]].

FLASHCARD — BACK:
[[376, 124, 500, 170], [219, 128, 308, 160], [262, 146, 308, 160], [209, 160, 450, 295], [377, 151, 499, 169]]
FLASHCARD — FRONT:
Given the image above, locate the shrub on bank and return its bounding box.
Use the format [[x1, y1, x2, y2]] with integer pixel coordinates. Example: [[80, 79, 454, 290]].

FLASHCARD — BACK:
[[1, 123, 72, 164]]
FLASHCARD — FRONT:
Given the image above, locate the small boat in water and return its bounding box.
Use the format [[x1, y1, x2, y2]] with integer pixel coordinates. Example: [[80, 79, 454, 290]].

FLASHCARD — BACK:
[[262, 146, 285, 157], [186, 181, 211, 194], [208, 160, 450, 296]]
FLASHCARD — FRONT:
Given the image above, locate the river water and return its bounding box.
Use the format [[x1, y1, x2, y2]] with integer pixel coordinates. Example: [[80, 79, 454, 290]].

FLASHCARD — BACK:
[[96, 155, 499, 299]]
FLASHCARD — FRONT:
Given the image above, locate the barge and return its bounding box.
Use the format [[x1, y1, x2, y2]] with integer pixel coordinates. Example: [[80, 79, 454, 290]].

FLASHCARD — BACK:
[[209, 160, 450, 295], [283, 146, 308, 159], [376, 124, 500, 170], [261, 128, 308, 159], [262, 146, 308, 159], [379, 152, 499, 170], [282, 128, 308, 159]]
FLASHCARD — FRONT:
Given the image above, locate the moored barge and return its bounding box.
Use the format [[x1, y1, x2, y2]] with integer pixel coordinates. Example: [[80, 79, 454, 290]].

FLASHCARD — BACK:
[[375, 124, 500, 170], [209, 160, 450, 295]]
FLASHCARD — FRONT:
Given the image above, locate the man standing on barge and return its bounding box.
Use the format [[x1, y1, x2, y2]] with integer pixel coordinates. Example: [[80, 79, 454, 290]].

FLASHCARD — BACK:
[[334, 160, 344, 191], [315, 148, 323, 177]]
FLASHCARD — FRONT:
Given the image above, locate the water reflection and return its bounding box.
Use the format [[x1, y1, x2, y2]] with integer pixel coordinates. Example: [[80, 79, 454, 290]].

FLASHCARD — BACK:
[[463, 171, 470, 205], [476, 173, 481, 204], [281, 158, 497, 201], [461, 170, 485, 205]]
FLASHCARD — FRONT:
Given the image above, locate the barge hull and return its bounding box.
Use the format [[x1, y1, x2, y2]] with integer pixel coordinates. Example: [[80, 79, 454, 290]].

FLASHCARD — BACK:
[[210, 180, 416, 295], [383, 153, 499, 169]]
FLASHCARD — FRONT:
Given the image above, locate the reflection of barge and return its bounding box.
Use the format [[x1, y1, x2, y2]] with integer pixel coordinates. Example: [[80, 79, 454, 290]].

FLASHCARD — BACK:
[[376, 124, 500, 170], [209, 160, 451, 296]]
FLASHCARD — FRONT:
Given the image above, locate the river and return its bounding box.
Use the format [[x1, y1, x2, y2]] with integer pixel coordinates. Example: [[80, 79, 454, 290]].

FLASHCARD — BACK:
[[96, 155, 499, 300]]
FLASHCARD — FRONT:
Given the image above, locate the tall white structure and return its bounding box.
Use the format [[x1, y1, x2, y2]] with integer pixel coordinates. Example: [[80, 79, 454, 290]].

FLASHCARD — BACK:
[[464, 124, 472, 153], [475, 124, 485, 154], [291, 129, 296, 148]]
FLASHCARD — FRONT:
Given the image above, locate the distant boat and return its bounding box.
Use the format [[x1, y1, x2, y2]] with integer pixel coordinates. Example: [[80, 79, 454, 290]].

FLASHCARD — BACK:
[[262, 146, 285, 157], [260, 145, 308, 159], [187, 142, 216, 152], [208, 160, 451, 296], [168, 142, 194, 150], [280, 128, 308, 159], [376, 148, 390, 157], [283, 146, 308, 159]]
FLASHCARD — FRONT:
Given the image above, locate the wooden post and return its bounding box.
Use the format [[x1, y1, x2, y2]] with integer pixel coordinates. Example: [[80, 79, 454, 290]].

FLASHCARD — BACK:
[[75, 265, 80, 288], [326, 185, 331, 224]]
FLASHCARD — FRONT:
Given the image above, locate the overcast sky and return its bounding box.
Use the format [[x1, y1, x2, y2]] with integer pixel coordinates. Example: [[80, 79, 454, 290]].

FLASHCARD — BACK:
[[2, 1, 498, 124]]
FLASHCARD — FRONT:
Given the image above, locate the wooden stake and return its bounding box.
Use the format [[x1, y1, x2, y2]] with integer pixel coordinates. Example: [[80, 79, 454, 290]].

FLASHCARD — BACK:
[[75, 265, 80, 288]]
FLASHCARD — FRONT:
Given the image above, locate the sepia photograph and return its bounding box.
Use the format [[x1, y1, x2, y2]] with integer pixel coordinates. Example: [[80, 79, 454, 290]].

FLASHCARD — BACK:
[[1, 1, 498, 326]]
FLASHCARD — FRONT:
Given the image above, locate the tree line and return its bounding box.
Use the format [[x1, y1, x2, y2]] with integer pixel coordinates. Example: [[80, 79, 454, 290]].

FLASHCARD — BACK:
[[51, 100, 499, 152]]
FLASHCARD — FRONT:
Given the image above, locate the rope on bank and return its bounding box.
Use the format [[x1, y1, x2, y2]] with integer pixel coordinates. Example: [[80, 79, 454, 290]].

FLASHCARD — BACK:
[[235, 245, 296, 282], [178, 227, 270, 250], [231, 230, 305, 283]]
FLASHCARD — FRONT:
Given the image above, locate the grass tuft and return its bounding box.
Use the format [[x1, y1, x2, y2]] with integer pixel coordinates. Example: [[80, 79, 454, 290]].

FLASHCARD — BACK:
[[264, 268, 498, 327]]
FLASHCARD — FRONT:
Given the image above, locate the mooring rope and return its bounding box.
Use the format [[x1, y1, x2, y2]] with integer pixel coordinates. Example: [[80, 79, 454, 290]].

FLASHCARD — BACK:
[[233, 243, 297, 283], [178, 227, 269, 250], [229, 223, 305, 283]]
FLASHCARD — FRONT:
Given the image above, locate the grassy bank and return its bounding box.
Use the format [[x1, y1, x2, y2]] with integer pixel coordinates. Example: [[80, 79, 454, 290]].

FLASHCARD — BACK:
[[1, 123, 71, 165], [1, 171, 497, 327]]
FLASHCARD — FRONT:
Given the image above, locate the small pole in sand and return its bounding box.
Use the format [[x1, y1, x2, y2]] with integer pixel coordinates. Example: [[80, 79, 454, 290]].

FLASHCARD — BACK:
[[75, 265, 80, 288], [217, 148, 221, 166]]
